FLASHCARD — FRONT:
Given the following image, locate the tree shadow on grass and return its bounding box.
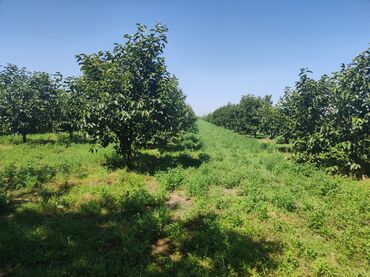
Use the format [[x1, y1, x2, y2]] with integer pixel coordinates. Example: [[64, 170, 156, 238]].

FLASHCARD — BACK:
[[0, 191, 282, 276], [156, 134, 203, 153], [105, 151, 210, 175], [151, 213, 282, 275], [0, 188, 167, 276]]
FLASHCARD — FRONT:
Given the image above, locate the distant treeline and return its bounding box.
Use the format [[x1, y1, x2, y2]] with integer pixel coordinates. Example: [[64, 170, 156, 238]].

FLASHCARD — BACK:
[[204, 48, 370, 177], [0, 24, 197, 161]]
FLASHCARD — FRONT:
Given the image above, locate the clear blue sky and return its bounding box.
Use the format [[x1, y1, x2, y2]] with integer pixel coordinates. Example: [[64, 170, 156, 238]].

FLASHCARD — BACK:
[[1, 0, 369, 115]]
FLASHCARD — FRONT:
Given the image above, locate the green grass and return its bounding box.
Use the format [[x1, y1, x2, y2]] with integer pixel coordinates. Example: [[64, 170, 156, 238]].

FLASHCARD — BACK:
[[0, 120, 369, 276]]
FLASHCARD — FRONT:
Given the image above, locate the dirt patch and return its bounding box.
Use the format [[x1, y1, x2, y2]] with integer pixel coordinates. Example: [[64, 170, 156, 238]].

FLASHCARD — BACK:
[[81, 192, 94, 202], [145, 176, 159, 194], [102, 171, 123, 185], [79, 175, 101, 186], [165, 191, 191, 210], [103, 175, 118, 185], [79, 171, 121, 186], [165, 190, 193, 221], [268, 211, 298, 225], [63, 177, 83, 186], [151, 237, 173, 256], [222, 187, 238, 196]]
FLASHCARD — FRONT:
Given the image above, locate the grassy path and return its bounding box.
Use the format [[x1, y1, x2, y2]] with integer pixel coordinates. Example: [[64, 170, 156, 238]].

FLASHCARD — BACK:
[[161, 120, 369, 276], [0, 120, 369, 276]]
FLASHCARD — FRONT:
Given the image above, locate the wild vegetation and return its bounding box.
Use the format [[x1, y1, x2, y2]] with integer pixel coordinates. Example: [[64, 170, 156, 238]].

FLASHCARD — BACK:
[[204, 48, 370, 177]]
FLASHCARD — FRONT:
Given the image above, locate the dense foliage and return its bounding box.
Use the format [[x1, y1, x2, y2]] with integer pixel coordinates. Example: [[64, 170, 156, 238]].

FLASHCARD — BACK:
[[55, 77, 86, 137], [280, 49, 369, 177], [76, 24, 195, 161], [77, 24, 195, 161], [204, 94, 275, 137], [0, 24, 196, 162], [205, 48, 370, 177], [0, 65, 60, 142]]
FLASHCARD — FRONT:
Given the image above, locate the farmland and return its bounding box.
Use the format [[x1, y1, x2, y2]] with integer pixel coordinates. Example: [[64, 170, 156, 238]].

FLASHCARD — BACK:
[[0, 20, 369, 277], [0, 120, 368, 276]]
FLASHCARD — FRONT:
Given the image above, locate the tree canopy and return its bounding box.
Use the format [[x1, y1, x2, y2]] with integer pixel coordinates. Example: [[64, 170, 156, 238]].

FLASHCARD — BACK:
[[0, 64, 60, 142], [76, 23, 196, 161], [205, 48, 370, 177]]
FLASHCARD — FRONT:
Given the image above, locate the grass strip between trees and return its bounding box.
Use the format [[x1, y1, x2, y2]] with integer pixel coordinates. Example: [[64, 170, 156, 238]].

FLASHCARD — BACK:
[[0, 120, 369, 276]]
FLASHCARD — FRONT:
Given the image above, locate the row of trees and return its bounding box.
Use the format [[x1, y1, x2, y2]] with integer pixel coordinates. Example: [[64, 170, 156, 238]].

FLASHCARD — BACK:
[[205, 48, 369, 177], [203, 94, 283, 139], [0, 24, 197, 160]]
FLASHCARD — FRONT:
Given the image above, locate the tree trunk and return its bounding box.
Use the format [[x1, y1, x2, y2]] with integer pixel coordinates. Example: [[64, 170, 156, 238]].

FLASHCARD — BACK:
[[120, 139, 133, 167], [126, 151, 133, 167]]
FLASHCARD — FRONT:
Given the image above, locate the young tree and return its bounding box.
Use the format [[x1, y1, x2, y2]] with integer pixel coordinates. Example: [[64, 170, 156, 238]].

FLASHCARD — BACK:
[[76, 24, 195, 162]]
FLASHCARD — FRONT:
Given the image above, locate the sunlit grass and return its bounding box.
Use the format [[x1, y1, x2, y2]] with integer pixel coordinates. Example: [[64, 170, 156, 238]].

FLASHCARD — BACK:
[[0, 121, 368, 276]]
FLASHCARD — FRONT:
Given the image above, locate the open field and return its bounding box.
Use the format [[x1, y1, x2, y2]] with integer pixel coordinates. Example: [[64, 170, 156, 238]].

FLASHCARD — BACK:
[[0, 120, 369, 276]]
